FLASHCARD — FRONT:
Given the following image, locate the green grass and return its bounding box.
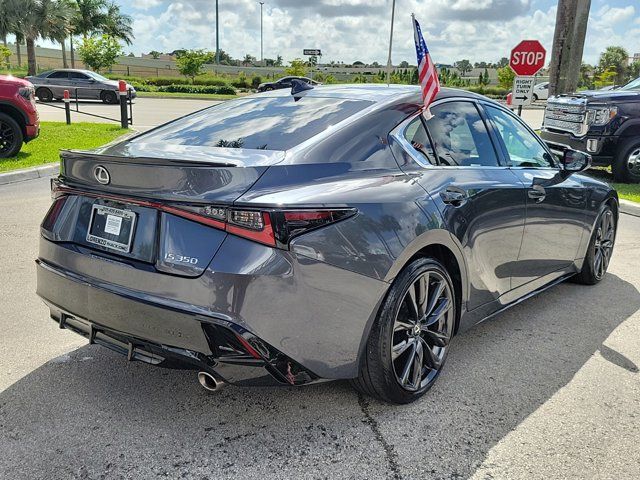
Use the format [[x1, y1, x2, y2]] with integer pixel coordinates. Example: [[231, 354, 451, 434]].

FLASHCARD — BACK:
[[585, 167, 640, 203], [0, 122, 128, 173], [136, 91, 238, 100]]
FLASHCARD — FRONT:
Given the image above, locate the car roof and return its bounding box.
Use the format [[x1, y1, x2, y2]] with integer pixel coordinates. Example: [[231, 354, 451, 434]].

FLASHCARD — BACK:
[[43, 69, 94, 75], [252, 83, 490, 105]]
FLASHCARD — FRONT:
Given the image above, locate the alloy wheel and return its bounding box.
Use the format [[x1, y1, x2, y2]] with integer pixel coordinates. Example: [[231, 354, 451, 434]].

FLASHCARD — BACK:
[[391, 269, 454, 391], [593, 209, 615, 280], [626, 148, 640, 177], [0, 120, 16, 155]]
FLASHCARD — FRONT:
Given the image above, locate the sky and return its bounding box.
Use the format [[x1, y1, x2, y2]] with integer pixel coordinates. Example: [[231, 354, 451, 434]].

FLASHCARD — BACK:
[[47, 0, 640, 66]]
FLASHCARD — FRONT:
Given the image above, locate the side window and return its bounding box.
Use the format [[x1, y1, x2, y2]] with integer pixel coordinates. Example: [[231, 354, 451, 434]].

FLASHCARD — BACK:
[[424, 101, 500, 167], [69, 72, 90, 80], [485, 105, 555, 168], [48, 71, 69, 79], [403, 116, 437, 165]]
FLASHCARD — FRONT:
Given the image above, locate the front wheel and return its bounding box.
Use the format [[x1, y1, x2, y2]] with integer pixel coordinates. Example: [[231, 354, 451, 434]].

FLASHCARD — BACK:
[[101, 90, 118, 104], [0, 112, 24, 158], [612, 139, 640, 183], [36, 87, 53, 102], [573, 204, 616, 285], [352, 257, 456, 404]]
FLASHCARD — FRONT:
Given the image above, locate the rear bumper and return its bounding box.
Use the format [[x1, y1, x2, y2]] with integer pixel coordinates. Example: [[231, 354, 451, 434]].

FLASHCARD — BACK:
[[36, 235, 388, 381], [37, 258, 319, 386], [25, 123, 39, 141]]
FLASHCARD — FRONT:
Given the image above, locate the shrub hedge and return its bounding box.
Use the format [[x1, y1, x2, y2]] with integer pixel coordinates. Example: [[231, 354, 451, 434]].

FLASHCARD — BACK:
[[156, 84, 236, 94]]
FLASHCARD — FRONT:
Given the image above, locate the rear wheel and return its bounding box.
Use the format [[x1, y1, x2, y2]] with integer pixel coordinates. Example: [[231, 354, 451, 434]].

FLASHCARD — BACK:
[[612, 139, 640, 183], [573, 204, 616, 285], [36, 87, 53, 102], [0, 112, 24, 158], [101, 90, 118, 104], [533, 93, 539, 102], [352, 258, 455, 404]]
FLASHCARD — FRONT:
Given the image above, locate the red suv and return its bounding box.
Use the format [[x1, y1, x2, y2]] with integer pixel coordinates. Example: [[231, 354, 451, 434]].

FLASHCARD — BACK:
[[0, 75, 40, 158]]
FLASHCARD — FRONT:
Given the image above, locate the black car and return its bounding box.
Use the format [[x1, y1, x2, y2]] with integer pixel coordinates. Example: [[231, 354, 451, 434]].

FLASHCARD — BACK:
[[257, 76, 320, 92], [37, 85, 618, 404], [541, 77, 640, 183]]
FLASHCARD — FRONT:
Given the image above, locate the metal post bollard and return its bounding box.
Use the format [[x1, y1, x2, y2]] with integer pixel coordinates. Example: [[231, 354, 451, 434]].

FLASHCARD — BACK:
[[63, 90, 71, 125], [118, 80, 128, 129]]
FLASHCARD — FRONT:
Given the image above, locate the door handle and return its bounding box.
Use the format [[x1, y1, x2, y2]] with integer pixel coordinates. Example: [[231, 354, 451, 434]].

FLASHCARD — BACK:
[[528, 185, 546, 203], [440, 186, 468, 206]]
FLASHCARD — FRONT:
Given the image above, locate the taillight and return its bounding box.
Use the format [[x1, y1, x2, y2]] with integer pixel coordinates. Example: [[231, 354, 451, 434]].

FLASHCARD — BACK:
[[50, 182, 356, 249], [174, 205, 356, 248]]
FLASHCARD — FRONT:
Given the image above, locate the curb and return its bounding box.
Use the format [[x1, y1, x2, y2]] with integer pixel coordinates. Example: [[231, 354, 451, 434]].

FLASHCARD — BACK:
[[620, 199, 640, 218], [0, 164, 58, 186]]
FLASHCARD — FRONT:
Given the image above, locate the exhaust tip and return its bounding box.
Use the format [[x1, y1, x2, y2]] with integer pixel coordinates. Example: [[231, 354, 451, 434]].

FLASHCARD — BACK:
[[198, 371, 225, 392]]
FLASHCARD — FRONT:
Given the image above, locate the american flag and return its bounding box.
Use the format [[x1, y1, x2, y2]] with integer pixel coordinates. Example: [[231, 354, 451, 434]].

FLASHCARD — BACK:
[[413, 15, 440, 110]]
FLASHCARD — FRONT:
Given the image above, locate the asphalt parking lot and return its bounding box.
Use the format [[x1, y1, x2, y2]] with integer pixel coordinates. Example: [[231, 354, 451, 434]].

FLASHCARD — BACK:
[[35, 97, 222, 131], [0, 177, 639, 479]]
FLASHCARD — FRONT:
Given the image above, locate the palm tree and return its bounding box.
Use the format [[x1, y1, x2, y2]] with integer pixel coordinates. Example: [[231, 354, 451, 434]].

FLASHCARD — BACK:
[[48, 0, 76, 68], [20, 0, 75, 75], [4, 0, 26, 67], [70, 0, 108, 67], [102, 1, 133, 45], [0, 0, 11, 47]]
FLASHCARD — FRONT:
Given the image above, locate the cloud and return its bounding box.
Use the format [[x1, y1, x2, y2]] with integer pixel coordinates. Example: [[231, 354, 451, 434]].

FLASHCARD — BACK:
[[122, 0, 639, 66], [130, 0, 161, 10]]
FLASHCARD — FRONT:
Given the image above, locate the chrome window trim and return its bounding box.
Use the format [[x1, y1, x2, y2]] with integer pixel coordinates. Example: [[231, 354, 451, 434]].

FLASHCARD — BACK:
[[390, 97, 510, 170]]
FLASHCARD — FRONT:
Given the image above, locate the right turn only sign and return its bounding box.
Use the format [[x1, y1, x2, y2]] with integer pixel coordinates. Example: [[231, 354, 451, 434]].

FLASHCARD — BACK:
[[511, 76, 535, 106]]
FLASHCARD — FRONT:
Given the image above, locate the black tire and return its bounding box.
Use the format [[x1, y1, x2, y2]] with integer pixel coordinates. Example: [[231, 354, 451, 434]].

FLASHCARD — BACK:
[[572, 204, 616, 285], [264, 86, 273, 91], [533, 93, 539, 102], [101, 90, 118, 104], [35, 87, 53, 102], [0, 112, 24, 158], [612, 139, 640, 183], [351, 257, 456, 404]]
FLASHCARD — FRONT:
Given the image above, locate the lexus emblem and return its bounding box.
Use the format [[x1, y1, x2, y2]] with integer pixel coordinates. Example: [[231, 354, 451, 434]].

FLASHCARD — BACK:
[[93, 165, 110, 185]]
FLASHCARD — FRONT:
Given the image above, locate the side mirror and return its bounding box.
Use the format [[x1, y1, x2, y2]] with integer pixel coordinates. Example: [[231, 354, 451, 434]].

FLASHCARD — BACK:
[[562, 149, 591, 173]]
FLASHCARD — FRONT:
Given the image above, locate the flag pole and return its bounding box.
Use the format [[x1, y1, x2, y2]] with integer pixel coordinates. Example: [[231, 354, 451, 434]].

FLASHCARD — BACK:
[[385, 0, 396, 85]]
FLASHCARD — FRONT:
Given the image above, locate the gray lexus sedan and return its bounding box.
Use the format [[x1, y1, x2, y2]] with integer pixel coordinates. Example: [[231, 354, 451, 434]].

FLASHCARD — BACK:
[[37, 84, 617, 404], [26, 69, 136, 104]]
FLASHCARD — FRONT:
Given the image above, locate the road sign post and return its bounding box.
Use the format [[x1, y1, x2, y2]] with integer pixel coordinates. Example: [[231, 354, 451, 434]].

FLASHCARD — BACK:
[[511, 76, 535, 116], [509, 40, 546, 116], [303, 49, 322, 81]]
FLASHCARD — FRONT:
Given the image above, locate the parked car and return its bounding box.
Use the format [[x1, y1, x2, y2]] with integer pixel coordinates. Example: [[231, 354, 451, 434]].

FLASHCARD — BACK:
[[532, 81, 549, 101], [257, 76, 320, 92], [540, 76, 640, 182], [25, 69, 136, 104], [0, 75, 39, 158], [37, 85, 617, 404]]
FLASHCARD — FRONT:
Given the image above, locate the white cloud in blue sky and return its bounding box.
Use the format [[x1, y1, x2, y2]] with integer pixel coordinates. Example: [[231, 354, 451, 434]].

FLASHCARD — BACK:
[[59, 0, 640, 65]]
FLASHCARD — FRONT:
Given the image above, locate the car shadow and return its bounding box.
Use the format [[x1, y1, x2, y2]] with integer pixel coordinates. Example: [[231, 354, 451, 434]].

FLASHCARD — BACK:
[[0, 274, 638, 479]]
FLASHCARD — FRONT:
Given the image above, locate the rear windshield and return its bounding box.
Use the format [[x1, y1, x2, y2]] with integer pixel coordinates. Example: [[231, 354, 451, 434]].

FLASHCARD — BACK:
[[132, 96, 374, 151]]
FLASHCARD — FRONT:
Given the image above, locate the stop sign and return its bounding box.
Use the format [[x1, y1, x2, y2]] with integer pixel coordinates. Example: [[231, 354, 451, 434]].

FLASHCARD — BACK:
[[510, 40, 546, 76]]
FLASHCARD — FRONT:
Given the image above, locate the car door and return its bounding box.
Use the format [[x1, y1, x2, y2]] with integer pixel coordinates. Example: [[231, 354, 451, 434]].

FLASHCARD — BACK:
[[69, 72, 97, 100], [394, 99, 527, 310], [45, 71, 70, 98], [278, 77, 293, 89], [482, 103, 587, 288]]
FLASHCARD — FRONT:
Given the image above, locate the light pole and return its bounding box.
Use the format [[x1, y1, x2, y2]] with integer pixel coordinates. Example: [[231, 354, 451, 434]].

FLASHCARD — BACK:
[[386, 0, 396, 85], [215, 0, 220, 64], [259, 2, 264, 65]]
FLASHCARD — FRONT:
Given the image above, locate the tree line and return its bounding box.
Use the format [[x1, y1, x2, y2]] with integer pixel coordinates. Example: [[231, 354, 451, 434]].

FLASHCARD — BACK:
[[0, 0, 133, 75]]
